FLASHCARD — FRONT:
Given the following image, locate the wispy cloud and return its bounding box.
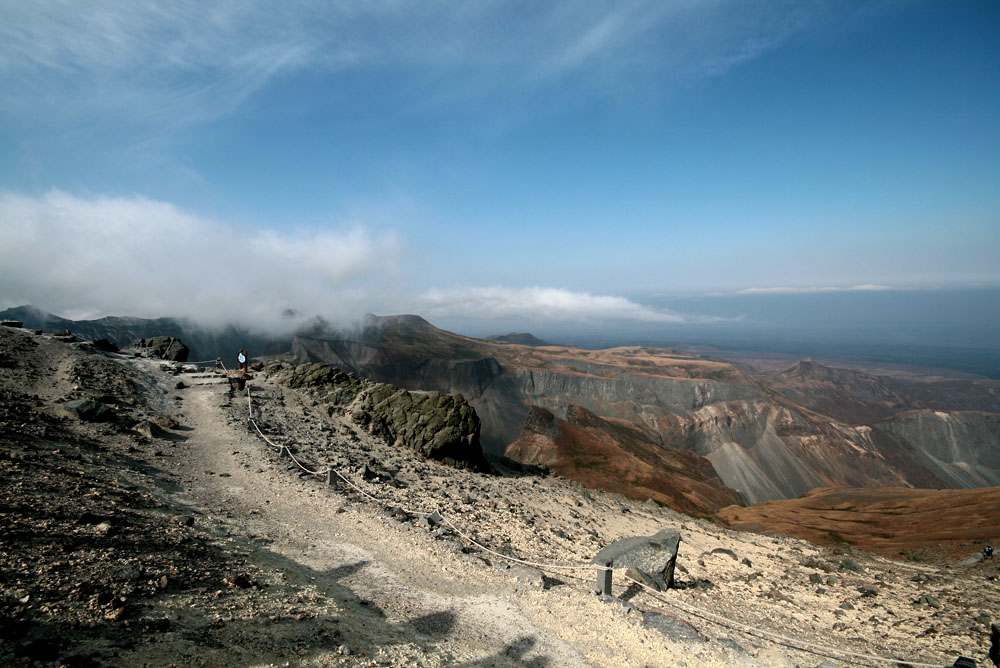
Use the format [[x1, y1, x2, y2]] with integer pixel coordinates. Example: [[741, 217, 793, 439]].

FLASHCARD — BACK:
[[0, 190, 401, 330], [417, 286, 724, 324], [0, 1, 855, 134], [733, 284, 894, 295]]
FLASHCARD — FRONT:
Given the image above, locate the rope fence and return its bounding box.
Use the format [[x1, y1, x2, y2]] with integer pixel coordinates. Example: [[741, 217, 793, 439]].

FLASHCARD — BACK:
[[223, 363, 954, 668]]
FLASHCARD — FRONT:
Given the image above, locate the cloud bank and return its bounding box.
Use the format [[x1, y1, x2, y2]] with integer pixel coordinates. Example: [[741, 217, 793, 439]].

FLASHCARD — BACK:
[[734, 284, 894, 295], [0, 190, 730, 332], [417, 286, 719, 325], [0, 190, 401, 330]]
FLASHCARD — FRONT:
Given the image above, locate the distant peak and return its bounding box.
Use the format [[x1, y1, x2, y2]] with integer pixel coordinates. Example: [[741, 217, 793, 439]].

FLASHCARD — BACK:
[[781, 359, 833, 377], [363, 313, 436, 332], [487, 332, 553, 347]]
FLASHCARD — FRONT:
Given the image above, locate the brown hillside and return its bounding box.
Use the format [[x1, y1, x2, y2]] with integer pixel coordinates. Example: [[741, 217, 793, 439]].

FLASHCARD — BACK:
[[507, 405, 743, 517], [717, 486, 1000, 561]]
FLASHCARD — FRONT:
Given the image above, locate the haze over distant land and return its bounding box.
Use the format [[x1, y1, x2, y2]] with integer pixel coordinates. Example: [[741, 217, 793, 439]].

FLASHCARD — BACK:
[[0, 2, 997, 364]]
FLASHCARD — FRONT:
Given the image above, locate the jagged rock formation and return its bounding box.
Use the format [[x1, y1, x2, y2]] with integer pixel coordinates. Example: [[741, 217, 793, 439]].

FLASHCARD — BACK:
[[124, 336, 190, 362], [266, 361, 488, 471]]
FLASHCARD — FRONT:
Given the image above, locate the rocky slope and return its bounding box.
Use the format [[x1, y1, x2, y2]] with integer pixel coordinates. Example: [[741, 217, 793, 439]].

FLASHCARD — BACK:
[[0, 305, 289, 362], [2, 324, 998, 667], [290, 315, 1000, 506], [762, 358, 1000, 425], [7, 307, 1000, 510]]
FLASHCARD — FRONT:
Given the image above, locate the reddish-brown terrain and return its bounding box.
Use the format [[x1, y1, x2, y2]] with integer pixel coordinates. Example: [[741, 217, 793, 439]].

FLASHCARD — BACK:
[[717, 486, 1000, 560], [506, 405, 742, 516]]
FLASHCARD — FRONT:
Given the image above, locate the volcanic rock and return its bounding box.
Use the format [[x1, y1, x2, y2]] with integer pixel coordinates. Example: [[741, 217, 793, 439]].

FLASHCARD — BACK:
[[592, 528, 680, 591], [125, 336, 189, 362]]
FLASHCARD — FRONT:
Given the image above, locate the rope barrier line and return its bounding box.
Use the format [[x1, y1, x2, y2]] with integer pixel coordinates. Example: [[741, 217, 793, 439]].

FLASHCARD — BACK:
[[439, 515, 607, 573], [235, 373, 944, 667], [241, 378, 607, 572], [622, 574, 944, 668]]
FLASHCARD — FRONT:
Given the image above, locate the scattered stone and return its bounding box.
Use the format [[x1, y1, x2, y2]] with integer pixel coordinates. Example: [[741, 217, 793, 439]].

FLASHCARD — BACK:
[[809, 573, 824, 584], [223, 573, 254, 588], [507, 566, 545, 590], [420, 510, 444, 528], [858, 587, 879, 598], [826, 575, 841, 586], [839, 558, 864, 573], [641, 608, 703, 641], [64, 398, 115, 422], [916, 594, 943, 609], [0, 319, 23, 328], [840, 601, 855, 611], [132, 420, 168, 440], [710, 547, 738, 561], [764, 588, 796, 605], [91, 338, 119, 352], [150, 414, 180, 430], [741, 557, 753, 568]]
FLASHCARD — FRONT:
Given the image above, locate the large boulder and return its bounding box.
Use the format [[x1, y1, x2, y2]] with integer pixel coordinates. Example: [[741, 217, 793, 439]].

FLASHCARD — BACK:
[[592, 528, 681, 591], [125, 336, 189, 362], [64, 398, 115, 422], [350, 385, 488, 472]]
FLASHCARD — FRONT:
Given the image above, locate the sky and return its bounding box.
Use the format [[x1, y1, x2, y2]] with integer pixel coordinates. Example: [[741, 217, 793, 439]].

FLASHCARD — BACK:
[[1, 1, 998, 349]]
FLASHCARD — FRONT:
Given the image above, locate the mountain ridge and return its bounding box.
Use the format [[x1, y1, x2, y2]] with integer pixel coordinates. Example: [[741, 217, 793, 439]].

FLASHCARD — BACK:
[[5, 305, 999, 508]]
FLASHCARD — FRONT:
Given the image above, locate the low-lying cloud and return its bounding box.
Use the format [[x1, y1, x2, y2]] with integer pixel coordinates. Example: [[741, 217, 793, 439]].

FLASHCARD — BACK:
[[734, 284, 894, 295], [0, 190, 401, 331], [418, 286, 711, 324], [1, 190, 743, 335]]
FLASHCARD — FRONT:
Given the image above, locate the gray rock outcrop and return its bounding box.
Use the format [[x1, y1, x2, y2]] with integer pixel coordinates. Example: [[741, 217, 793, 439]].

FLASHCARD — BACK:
[[592, 528, 681, 591], [269, 362, 488, 471], [64, 398, 115, 422], [125, 336, 189, 362]]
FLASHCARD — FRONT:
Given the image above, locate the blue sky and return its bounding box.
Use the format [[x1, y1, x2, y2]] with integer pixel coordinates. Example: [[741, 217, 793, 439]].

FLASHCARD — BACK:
[[0, 1, 998, 336]]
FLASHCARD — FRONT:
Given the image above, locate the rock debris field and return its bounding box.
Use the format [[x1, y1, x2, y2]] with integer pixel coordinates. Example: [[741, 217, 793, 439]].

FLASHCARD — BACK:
[[0, 325, 997, 667]]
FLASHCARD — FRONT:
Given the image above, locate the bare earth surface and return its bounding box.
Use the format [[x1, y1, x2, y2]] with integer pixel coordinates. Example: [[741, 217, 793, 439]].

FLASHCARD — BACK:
[[1, 327, 998, 667]]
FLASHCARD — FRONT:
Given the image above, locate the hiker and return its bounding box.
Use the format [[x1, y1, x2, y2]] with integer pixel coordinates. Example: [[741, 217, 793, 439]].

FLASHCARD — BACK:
[[237, 348, 247, 372]]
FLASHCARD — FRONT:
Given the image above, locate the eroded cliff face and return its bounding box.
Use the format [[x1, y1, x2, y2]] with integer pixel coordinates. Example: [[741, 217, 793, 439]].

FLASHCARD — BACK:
[[876, 410, 1000, 487], [284, 316, 1000, 507], [506, 405, 743, 516]]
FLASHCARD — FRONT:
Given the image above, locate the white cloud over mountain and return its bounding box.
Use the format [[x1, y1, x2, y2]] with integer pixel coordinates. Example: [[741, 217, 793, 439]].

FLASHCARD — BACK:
[[0, 190, 401, 330], [418, 286, 692, 324], [0, 190, 723, 330]]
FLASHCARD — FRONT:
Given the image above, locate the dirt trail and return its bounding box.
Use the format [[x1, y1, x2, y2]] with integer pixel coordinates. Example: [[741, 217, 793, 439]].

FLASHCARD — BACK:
[[162, 368, 734, 667]]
